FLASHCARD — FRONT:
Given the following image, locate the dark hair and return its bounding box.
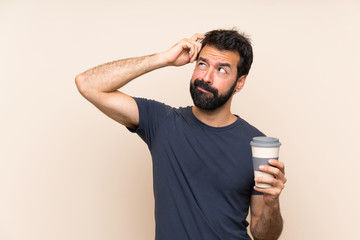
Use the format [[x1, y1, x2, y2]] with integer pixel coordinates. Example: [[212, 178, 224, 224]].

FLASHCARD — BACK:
[[198, 29, 253, 79]]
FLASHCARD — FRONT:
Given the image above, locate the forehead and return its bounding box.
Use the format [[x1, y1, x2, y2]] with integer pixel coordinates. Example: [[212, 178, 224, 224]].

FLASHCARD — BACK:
[[198, 45, 240, 67]]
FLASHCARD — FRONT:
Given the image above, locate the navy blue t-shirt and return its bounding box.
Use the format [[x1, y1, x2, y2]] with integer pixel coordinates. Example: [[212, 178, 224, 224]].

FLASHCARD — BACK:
[[129, 98, 265, 240]]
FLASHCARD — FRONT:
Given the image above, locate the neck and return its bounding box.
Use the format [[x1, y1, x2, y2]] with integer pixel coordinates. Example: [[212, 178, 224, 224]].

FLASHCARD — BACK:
[[192, 101, 237, 127]]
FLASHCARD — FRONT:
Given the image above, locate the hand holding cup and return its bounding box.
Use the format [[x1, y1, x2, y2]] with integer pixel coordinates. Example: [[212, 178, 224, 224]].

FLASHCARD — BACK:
[[251, 137, 282, 188], [251, 137, 287, 205]]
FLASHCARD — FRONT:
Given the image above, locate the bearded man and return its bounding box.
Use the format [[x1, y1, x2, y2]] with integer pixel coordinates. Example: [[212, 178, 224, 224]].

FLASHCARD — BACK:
[[75, 29, 286, 240]]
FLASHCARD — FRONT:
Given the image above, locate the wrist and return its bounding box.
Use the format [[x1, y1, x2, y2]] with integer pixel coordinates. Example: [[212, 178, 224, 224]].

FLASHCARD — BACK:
[[263, 200, 282, 222], [156, 52, 172, 67], [264, 198, 280, 211]]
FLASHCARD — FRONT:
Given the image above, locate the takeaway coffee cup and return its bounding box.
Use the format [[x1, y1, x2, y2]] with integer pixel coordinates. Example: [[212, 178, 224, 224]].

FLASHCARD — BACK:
[[250, 136, 281, 188]]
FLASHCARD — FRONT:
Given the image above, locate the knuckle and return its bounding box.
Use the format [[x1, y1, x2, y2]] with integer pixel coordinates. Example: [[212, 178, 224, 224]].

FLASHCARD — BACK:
[[274, 168, 280, 175], [275, 188, 281, 195], [262, 165, 270, 172], [270, 178, 277, 185]]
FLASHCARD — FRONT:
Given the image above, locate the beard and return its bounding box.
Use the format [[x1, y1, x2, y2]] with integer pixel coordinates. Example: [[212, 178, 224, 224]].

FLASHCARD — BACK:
[[190, 78, 238, 111]]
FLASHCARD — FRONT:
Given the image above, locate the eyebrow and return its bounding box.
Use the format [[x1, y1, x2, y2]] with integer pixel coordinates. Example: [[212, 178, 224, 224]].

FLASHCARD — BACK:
[[198, 57, 231, 69]]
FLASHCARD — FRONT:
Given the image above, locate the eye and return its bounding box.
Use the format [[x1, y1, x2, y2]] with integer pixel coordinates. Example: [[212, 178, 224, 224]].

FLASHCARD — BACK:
[[218, 67, 227, 73], [197, 62, 207, 69]]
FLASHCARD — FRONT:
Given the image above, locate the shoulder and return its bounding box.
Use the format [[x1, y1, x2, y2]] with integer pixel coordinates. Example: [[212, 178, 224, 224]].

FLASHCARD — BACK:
[[133, 97, 172, 110], [235, 115, 265, 137], [133, 97, 175, 116], [132, 97, 190, 124]]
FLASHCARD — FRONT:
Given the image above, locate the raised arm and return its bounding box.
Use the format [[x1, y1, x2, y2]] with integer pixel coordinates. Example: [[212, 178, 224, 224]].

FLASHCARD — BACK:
[[75, 33, 205, 129]]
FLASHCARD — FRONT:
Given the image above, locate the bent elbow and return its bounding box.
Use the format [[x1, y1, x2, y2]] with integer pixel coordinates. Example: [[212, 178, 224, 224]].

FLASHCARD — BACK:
[[75, 74, 84, 91], [75, 73, 90, 96]]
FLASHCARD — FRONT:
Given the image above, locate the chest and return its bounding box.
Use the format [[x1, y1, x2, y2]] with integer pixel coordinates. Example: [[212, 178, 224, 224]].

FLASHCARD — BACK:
[[151, 118, 255, 195]]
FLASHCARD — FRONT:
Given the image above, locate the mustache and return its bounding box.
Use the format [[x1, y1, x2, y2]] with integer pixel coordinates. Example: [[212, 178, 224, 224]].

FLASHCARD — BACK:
[[193, 79, 218, 95]]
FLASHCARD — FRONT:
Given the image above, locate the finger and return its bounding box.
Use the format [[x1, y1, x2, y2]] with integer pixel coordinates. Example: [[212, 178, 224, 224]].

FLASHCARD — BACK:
[[190, 41, 202, 62], [180, 40, 195, 55], [189, 44, 196, 62], [259, 165, 282, 178], [269, 159, 285, 172], [180, 39, 192, 50], [254, 185, 282, 196], [255, 175, 275, 186], [267, 159, 286, 177], [190, 33, 206, 42], [255, 176, 285, 192]]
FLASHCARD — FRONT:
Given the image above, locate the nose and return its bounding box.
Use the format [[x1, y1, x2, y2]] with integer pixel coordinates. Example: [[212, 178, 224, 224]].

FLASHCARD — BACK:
[[202, 68, 214, 84]]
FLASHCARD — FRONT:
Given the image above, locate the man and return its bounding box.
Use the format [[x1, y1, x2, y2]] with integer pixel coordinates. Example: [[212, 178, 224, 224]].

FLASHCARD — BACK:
[[75, 29, 286, 240]]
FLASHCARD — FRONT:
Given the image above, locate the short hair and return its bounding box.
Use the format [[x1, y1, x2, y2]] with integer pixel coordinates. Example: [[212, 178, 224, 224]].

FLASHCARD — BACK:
[[198, 29, 253, 79]]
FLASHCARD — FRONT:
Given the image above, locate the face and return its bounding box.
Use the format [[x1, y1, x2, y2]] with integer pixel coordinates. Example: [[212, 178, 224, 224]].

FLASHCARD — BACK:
[[190, 45, 241, 111]]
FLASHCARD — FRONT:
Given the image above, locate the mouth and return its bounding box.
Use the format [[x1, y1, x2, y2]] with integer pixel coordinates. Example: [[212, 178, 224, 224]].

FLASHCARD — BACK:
[[197, 86, 211, 93]]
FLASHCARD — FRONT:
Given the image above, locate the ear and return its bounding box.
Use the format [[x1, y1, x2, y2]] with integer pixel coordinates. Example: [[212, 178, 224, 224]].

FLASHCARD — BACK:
[[235, 75, 247, 93]]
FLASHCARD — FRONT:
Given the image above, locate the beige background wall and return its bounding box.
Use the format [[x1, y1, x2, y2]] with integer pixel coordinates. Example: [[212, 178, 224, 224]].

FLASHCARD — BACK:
[[1, 0, 359, 239]]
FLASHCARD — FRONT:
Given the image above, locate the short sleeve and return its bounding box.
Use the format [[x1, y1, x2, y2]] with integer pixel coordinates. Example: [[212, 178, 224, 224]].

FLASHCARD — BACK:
[[127, 97, 173, 148], [251, 188, 263, 195]]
